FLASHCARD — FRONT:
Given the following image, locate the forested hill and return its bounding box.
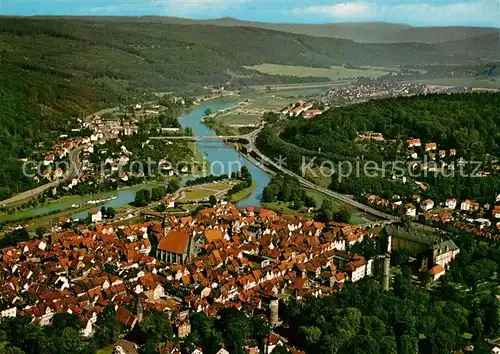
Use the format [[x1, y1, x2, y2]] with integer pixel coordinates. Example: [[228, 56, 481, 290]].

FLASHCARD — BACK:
[[36, 16, 500, 44], [281, 93, 500, 159], [0, 16, 498, 199]]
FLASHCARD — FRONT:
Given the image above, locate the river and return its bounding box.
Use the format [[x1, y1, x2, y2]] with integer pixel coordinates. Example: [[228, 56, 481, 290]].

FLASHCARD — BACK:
[[1, 98, 270, 223]]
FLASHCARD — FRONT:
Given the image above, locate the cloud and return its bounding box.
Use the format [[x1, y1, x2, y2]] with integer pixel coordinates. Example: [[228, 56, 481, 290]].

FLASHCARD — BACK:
[[292, 0, 500, 26], [154, 0, 249, 18], [299, 2, 370, 19]]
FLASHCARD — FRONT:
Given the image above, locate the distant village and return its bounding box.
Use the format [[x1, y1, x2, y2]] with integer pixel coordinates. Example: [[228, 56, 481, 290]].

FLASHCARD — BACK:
[[362, 136, 500, 241]]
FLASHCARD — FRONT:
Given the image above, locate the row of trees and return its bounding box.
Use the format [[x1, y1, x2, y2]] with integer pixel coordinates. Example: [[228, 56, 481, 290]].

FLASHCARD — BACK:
[[261, 174, 316, 210], [227, 166, 253, 197], [133, 181, 179, 207]]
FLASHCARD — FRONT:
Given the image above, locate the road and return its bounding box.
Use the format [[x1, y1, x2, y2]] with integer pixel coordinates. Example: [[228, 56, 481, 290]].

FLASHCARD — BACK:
[[245, 128, 399, 221]]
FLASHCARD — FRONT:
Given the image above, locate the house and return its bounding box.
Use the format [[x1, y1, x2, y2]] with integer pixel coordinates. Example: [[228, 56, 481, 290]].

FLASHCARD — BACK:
[[421, 199, 434, 211], [344, 256, 373, 282], [450, 148, 457, 156], [116, 306, 137, 329], [445, 199, 457, 210], [43, 154, 55, 166], [166, 199, 176, 209], [439, 150, 446, 158], [204, 229, 224, 243], [434, 238, 458, 262], [175, 319, 191, 338], [263, 334, 284, 354], [407, 138, 421, 147], [493, 206, 500, 218], [90, 210, 102, 223], [157, 230, 192, 264], [0, 306, 17, 318], [303, 109, 323, 119], [429, 264, 445, 281], [405, 204, 417, 217], [461, 200, 478, 212], [425, 142, 437, 151]]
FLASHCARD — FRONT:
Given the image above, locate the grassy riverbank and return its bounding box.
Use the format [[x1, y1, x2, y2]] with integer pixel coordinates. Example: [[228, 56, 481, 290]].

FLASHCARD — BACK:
[[231, 181, 257, 203]]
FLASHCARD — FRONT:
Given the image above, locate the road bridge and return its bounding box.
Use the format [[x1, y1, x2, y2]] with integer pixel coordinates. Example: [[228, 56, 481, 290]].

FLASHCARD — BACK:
[[244, 130, 400, 221]]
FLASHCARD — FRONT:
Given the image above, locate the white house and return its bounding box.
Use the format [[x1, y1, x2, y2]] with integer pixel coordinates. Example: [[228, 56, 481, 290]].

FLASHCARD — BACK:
[[421, 199, 434, 211], [90, 210, 102, 223], [445, 199, 457, 210], [167, 199, 176, 209], [0, 306, 17, 318], [405, 204, 417, 217], [461, 200, 478, 212]]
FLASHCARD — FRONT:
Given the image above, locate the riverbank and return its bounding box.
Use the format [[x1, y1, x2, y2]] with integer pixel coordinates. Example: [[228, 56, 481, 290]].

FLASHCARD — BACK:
[[231, 181, 257, 203], [0, 180, 169, 226]]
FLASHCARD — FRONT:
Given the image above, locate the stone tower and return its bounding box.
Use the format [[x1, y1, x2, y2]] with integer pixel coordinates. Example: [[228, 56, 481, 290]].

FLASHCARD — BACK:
[[269, 298, 279, 327], [382, 255, 390, 292]]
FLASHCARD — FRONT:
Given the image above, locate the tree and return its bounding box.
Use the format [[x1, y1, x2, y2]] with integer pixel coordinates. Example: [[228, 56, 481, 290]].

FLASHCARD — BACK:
[[156, 203, 167, 212], [332, 208, 350, 223], [204, 108, 212, 116], [315, 199, 335, 222], [94, 307, 122, 348], [51, 313, 82, 331], [270, 346, 288, 354], [137, 310, 173, 350], [190, 312, 223, 354], [167, 179, 180, 193], [35, 226, 46, 238], [0, 228, 29, 248], [209, 195, 217, 206], [216, 307, 251, 354], [298, 325, 322, 347], [107, 207, 116, 219], [251, 316, 270, 347], [134, 189, 151, 206], [151, 185, 167, 201]]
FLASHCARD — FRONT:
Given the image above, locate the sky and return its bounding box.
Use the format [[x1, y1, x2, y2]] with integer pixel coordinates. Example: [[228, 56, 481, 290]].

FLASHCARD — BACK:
[[1, 0, 499, 27]]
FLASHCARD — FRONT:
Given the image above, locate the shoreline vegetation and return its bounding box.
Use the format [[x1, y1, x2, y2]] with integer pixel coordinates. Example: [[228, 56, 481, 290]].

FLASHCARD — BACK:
[[231, 180, 257, 203]]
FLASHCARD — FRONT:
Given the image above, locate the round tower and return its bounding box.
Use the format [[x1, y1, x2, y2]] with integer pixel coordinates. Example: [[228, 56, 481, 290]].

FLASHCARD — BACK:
[[269, 298, 279, 327]]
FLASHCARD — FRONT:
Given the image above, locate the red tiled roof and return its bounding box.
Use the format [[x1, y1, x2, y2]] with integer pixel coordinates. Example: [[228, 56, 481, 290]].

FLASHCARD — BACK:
[[158, 231, 190, 254], [205, 229, 223, 243], [429, 264, 445, 275]]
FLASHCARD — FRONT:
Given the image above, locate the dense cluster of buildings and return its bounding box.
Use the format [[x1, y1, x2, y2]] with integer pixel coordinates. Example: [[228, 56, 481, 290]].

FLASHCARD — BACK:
[[366, 189, 500, 241], [406, 138, 457, 169], [324, 82, 426, 106], [0, 203, 385, 352], [362, 137, 500, 240], [280, 101, 324, 119]]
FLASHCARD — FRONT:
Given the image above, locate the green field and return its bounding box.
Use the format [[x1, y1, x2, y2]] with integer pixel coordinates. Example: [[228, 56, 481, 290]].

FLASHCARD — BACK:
[[221, 113, 262, 125], [244, 64, 389, 80], [230, 181, 257, 203], [304, 189, 375, 224], [417, 77, 499, 88], [181, 182, 234, 201]]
